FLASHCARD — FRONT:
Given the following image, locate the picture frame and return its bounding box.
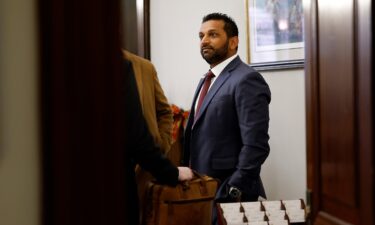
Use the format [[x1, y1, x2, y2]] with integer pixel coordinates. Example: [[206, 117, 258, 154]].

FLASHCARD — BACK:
[[245, 0, 305, 71]]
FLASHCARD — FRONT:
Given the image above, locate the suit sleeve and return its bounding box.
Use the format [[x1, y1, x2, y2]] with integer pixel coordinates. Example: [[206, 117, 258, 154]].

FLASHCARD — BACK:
[[228, 70, 271, 193], [124, 60, 178, 186], [151, 66, 173, 154]]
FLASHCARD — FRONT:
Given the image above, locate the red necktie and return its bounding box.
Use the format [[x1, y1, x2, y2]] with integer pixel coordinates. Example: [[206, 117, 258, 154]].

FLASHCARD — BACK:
[[195, 70, 215, 116]]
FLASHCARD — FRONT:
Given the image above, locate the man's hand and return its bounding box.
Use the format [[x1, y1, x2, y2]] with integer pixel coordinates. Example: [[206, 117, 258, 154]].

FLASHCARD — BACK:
[[177, 167, 193, 181]]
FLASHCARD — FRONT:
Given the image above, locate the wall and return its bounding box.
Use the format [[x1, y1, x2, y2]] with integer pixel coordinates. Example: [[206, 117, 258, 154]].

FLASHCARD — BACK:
[[0, 0, 40, 224], [150, 0, 306, 200]]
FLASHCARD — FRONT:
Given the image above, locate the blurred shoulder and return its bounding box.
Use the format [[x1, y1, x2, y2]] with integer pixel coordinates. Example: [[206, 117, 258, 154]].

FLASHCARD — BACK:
[[122, 50, 154, 69]]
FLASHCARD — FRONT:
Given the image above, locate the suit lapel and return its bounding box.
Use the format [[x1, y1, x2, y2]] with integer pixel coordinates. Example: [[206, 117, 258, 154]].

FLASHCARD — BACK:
[[193, 71, 230, 123], [187, 77, 205, 129], [192, 77, 205, 109], [194, 56, 242, 125]]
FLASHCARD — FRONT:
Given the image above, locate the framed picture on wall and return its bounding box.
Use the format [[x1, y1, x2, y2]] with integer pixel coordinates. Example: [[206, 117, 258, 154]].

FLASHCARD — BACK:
[[245, 0, 305, 71]]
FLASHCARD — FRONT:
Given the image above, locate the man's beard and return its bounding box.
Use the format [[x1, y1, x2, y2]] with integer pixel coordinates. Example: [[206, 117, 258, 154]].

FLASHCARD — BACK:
[[201, 41, 229, 66]]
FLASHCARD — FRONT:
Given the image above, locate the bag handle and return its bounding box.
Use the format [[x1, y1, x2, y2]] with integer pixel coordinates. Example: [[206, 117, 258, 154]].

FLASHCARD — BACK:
[[180, 170, 209, 196], [192, 170, 204, 179]]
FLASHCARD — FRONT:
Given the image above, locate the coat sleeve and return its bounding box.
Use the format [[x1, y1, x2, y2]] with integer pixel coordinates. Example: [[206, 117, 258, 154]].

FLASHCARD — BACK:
[[124, 59, 178, 186], [228, 70, 271, 194]]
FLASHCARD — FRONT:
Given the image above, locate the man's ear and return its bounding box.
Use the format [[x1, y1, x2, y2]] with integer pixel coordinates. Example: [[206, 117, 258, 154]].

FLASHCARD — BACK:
[[229, 36, 239, 51]]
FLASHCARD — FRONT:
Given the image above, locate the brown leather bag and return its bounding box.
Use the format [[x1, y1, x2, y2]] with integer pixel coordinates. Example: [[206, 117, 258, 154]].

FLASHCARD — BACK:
[[143, 172, 219, 225]]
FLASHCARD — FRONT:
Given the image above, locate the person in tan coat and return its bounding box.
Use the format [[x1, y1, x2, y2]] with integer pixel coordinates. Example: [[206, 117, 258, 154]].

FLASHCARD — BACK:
[[123, 50, 174, 224], [123, 50, 173, 152]]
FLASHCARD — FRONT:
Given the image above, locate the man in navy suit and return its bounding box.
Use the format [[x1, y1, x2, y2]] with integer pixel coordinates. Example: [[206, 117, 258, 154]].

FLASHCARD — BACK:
[[183, 12, 271, 215]]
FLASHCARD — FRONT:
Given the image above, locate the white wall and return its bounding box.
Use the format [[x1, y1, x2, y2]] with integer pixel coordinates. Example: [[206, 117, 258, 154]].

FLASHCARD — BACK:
[[0, 0, 41, 224], [261, 70, 306, 200], [150, 0, 306, 201]]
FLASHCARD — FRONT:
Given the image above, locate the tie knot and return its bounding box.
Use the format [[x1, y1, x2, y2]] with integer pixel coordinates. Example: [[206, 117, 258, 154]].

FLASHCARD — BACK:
[[206, 70, 215, 79]]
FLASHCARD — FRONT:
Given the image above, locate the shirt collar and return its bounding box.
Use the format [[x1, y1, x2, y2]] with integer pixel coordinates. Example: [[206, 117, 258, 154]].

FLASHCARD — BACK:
[[210, 53, 238, 77]]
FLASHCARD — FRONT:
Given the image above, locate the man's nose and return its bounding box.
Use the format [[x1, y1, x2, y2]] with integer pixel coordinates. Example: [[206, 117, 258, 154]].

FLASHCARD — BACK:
[[201, 36, 209, 45]]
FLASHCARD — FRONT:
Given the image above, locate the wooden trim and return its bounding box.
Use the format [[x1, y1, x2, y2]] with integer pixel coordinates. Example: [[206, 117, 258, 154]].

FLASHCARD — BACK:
[[143, 0, 151, 59], [38, 0, 128, 224], [356, 0, 374, 224], [304, 0, 321, 220], [315, 212, 353, 225]]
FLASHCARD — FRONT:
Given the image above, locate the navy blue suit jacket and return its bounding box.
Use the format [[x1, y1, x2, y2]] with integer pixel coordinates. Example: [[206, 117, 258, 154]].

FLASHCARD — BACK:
[[183, 56, 271, 201]]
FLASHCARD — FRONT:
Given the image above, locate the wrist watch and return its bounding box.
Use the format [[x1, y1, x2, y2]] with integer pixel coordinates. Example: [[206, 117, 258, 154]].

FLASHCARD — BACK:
[[229, 186, 242, 199]]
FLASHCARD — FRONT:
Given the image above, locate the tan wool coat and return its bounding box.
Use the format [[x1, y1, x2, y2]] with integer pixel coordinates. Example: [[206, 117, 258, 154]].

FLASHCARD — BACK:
[[123, 50, 174, 224], [123, 50, 173, 153]]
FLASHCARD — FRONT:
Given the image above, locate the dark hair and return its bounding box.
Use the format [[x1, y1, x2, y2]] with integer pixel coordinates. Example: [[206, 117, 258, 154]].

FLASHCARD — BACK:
[[202, 13, 239, 37]]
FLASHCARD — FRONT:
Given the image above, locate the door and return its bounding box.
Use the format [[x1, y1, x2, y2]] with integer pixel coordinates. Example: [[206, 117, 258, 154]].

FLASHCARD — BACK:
[[304, 0, 373, 224]]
